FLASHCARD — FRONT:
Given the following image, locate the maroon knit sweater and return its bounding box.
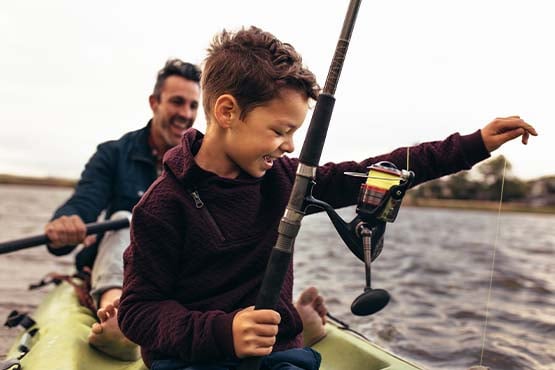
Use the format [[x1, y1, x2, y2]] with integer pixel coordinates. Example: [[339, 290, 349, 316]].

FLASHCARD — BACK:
[[118, 128, 489, 367]]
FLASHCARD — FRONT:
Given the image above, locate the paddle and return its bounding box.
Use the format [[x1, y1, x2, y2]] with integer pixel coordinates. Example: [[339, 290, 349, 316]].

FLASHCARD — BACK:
[[238, 0, 362, 369], [0, 218, 130, 255]]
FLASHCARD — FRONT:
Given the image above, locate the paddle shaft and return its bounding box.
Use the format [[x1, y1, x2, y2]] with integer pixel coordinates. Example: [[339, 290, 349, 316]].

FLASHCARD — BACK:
[[0, 218, 130, 255], [238, 1, 362, 369]]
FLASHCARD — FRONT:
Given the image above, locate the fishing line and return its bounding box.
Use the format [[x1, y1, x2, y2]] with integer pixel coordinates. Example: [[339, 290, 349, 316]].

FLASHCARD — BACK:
[[478, 156, 507, 367], [406, 146, 410, 172]]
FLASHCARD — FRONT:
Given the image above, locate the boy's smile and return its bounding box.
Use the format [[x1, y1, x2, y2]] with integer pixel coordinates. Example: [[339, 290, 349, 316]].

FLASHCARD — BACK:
[[263, 155, 277, 169]]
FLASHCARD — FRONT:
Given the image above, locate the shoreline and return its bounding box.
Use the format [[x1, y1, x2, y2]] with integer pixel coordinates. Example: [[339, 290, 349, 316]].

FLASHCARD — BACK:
[[404, 197, 555, 214], [0, 175, 76, 188], [1, 177, 553, 214]]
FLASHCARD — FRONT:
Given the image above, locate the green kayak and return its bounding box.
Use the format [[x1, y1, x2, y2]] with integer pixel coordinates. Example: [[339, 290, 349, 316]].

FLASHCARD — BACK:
[[5, 282, 423, 370]]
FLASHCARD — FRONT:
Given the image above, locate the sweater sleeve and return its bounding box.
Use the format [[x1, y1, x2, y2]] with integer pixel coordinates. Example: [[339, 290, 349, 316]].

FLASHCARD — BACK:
[[47, 142, 117, 256], [312, 129, 490, 209], [118, 201, 236, 363]]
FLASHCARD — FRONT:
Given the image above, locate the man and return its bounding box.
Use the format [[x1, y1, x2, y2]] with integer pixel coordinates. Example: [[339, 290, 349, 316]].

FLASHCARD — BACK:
[[44, 59, 328, 361], [44, 59, 202, 360]]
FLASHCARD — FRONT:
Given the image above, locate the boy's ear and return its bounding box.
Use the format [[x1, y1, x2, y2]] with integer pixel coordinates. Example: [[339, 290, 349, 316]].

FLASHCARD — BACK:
[[214, 94, 239, 128]]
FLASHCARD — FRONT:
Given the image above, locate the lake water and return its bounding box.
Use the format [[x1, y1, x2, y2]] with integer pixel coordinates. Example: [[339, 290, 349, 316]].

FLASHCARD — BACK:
[[1, 184, 554, 370]]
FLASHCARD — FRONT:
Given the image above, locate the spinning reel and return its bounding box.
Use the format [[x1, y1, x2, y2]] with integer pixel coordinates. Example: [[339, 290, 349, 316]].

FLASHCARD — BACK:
[[306, 161, 414, 316]]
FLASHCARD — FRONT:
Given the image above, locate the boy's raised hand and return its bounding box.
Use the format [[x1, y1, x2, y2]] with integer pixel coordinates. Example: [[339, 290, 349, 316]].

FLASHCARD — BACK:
[[232, 306, 281, 358], [481, 116, 537, 152]]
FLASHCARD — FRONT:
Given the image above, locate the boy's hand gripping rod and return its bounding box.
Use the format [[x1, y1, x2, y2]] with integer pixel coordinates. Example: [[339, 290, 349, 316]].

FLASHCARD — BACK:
[[238, 0, 362, 368]]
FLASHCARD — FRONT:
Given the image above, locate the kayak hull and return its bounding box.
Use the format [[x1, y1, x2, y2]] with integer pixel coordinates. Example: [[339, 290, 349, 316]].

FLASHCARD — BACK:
[[7, 282, 422, 370], [7, 281, 145, 370]]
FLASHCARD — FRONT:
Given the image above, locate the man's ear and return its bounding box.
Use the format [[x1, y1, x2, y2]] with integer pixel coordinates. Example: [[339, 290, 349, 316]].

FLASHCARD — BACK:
[[148, 94, 159, 112], [214, 94, 239, 128]]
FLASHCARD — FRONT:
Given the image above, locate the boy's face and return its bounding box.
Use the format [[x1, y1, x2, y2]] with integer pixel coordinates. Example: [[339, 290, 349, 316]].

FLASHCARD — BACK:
[[224, 88, 308, 178]]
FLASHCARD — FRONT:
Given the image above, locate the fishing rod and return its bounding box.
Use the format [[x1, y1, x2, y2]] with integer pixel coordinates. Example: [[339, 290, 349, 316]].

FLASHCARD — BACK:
[[0, 218, 130, 255], [238, 0, 362, 369]]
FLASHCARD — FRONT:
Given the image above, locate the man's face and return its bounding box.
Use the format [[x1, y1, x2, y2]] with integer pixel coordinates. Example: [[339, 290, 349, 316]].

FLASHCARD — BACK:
[[150, 75, 200, 150]]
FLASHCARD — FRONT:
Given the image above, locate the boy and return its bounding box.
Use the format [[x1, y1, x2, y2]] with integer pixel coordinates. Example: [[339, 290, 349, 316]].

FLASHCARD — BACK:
[[118, 26, 536, 369]]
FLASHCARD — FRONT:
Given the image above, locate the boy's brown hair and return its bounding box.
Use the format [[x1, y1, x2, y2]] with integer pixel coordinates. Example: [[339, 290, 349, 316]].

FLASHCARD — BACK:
[[201, 26, 320, 121]]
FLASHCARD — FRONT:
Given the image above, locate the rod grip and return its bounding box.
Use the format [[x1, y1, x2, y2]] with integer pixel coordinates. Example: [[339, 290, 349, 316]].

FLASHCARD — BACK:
[[237, 248, 292, 370], [254, 248, 292, 309]]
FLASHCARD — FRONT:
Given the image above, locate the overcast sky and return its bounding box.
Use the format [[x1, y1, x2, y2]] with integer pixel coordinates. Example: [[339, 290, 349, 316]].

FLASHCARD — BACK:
[[1, 0, 553, 180]]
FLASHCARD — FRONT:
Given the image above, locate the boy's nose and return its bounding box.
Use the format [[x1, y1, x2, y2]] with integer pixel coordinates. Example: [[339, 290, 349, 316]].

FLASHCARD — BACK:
[[280, 137, 295, 153]]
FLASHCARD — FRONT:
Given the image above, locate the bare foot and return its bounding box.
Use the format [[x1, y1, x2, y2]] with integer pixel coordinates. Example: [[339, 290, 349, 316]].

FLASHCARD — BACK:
[[88, 298, 140, 361], [295, 286, 327, 346]]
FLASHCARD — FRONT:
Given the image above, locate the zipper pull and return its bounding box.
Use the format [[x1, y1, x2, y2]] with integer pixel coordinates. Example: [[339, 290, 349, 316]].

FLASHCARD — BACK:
[[190, 190, 204, 208]]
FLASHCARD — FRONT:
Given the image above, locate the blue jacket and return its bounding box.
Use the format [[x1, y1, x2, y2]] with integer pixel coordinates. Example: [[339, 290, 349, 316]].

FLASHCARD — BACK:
[[48, 122, 158, 271]]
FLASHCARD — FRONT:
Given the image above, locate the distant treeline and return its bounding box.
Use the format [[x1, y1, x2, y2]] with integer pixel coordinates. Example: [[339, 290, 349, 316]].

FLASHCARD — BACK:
[[409, 155, 555, 209], [2, 156, 554, 213], [0, 174, 76, 188]]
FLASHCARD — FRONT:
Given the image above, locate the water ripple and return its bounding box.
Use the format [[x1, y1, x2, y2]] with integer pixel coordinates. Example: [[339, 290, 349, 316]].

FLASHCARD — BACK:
[[295, 206, 555, 370], [1, 186, 554, 369]]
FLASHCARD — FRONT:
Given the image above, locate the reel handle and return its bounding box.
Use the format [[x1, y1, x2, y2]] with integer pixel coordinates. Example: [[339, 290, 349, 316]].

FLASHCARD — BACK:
[[350, 224, 390, 316]]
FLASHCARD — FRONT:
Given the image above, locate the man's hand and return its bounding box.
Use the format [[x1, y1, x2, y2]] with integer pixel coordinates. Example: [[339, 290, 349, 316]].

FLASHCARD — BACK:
[[481, 116, 537, 152], [232, 306, 280, 358], [44, 215, 87, 248]]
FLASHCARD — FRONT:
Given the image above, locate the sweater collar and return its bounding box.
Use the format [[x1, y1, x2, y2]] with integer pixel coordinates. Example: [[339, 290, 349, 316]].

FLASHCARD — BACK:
[[164, 128, 262, 187]]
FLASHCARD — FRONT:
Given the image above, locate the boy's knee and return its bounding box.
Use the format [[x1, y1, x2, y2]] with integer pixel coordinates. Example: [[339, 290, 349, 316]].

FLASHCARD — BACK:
[[110, 210, 132, 221]]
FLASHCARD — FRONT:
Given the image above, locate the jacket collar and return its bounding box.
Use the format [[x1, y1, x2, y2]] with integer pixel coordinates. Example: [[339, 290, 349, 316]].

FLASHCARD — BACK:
[[130, 120, 156, 164]]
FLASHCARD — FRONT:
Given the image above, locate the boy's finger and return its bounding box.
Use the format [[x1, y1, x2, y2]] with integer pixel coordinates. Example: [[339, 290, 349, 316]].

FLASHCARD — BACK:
[[497, 128, 525, 146], [253, 335, 276, 347], [250, 346, 273, 357], [498, 120, 537, 139], [522, 131, 530, 145], [253, 323, 279, 337], [510, 119, 537, 136], [524, 124, 538, 136], [255, 309, 281, 324]]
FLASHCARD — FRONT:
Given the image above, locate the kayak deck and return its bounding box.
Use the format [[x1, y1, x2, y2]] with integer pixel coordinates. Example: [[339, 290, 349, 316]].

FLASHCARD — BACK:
[[7, 282, 422, 369], [315, 320, 423, 370]]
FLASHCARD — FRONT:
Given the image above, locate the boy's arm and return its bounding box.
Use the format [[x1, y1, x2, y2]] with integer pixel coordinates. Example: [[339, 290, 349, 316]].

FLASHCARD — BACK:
[[118, 205, 237, 363], [313, 116, 536, 208], [312, 130, 486, 208]]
